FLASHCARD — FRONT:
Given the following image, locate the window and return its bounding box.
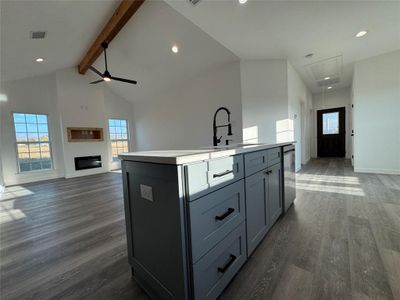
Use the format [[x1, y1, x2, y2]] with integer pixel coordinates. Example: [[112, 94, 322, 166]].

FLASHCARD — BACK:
[[108, 119, 129, 161], [13, 113, 52, 172], [322, 112, 339, 135]]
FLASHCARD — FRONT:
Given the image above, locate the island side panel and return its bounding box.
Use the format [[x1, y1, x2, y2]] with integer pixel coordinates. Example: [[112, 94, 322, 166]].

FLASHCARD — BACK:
[[121, 160, 190, 300]]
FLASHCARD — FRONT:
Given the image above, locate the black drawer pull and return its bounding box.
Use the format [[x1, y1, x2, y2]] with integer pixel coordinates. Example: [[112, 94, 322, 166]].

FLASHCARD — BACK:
[[215, 208, 235, 221], [264, 170, 272, 175], [218, 254, 237, 274], [213, 170, 234, 178]]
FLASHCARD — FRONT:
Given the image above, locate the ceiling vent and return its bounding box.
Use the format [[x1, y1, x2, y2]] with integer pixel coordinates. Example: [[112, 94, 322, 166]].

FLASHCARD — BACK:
[[304, 55, 342, 82], [188, 0, 202, 6], [30, 31, 47, 39]]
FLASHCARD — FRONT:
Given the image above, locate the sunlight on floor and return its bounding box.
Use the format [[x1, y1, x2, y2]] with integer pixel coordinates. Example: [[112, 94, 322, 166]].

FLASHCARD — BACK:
[[297, 174, 360, 185], [0, 208, 27, 223], [296, 182, 365, 196], [0, 186, 35, 201]]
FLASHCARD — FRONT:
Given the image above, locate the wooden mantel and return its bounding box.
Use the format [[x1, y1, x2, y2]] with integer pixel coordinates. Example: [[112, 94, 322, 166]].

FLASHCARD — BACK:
[[77, 0, 145, 74]]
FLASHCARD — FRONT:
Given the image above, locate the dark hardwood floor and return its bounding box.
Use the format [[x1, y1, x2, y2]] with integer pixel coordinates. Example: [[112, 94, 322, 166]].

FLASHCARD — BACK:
[[1, 159, 399, 300]]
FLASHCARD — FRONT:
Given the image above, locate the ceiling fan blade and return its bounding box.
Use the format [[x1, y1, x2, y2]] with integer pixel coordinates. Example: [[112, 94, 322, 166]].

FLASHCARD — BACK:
[[90, 79, 104, 84], [110, 76, 137, 85], [89, 66, 104, 77]]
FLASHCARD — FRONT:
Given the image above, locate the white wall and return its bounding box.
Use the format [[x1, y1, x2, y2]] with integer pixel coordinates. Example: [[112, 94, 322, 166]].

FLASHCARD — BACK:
[[133, 62, 242, 150], [312, 87, 351, 159], [0, 102, 5, 190], [241, 59, 311, 172], [352, 50, 400, 174], [0, 74, 65, 185], [287, 62, 313, 170], [241, 60, 289, 144]]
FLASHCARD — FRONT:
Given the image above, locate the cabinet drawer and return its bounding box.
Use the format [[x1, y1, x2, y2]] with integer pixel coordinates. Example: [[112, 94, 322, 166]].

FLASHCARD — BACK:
[[189, 180, 245, 263], [193, 222, 246, 300], [267, 147, 281, 166], [244, 150, 268, 176], [185, 155, 244, 201]]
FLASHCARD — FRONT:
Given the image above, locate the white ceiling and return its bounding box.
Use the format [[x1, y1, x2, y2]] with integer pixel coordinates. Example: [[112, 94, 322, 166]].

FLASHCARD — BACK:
[[92, 0, 238, 102], [0, 0, 117, 82], [166, 0, 400, 92]]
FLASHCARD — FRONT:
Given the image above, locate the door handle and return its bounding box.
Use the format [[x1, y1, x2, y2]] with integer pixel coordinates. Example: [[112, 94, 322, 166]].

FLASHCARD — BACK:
[[215, 208, 235, 221], [213, 170, 234, 178], [217, 254, 237, 274]]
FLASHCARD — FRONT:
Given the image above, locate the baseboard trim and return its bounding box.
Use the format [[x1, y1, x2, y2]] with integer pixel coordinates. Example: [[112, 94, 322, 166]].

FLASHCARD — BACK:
[[354, 168, 400, 175]]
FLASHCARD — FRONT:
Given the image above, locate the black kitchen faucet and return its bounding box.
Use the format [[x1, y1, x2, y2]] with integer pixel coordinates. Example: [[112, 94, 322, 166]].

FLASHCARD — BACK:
[[213, 107, 233, 146]]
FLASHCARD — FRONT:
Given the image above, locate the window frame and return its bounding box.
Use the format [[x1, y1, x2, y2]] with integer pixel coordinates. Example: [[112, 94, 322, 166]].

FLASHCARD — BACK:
[[12, 111, 54, 173], [108, 118, 130, 162]]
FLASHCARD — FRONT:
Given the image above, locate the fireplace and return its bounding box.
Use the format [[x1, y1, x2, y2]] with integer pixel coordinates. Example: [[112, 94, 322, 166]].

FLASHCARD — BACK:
[[74, 155, 102, 171]]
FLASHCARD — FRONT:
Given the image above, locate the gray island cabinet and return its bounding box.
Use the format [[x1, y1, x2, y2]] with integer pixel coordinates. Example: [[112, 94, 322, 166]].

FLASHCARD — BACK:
[[120, 143, 292, 300]]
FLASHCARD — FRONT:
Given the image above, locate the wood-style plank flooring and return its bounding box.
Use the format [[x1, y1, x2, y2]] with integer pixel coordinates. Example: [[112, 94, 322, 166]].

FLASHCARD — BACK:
[[1, 159, 399, 300]]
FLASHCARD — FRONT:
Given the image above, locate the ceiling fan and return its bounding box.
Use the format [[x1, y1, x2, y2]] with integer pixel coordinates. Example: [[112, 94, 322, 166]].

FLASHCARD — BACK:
[[89, 42, 137, 85]]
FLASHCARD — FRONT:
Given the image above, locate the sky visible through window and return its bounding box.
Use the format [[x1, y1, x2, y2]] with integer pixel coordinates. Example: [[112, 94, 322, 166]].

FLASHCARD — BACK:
[[13, 113, 52, 172], [109, 119, 129, 161], [323, 112, 339, 135]]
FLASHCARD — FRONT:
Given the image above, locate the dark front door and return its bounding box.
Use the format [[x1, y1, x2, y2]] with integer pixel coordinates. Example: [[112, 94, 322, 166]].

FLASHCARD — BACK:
[[317, 107, 345, 157]]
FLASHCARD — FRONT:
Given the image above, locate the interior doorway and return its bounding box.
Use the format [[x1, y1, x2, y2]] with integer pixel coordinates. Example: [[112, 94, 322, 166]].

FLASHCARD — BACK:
[[317, 107, 345, 157]]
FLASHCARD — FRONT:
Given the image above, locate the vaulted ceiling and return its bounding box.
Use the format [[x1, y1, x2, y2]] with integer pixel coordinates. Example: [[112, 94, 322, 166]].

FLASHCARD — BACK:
[[1, 0, 399, 95], [0, 0, 238, 102], [0, 0, 117, 82]]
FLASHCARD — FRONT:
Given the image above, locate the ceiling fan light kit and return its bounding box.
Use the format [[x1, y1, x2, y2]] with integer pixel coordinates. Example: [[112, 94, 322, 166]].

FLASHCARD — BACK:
[[89, 42, 137, 85]]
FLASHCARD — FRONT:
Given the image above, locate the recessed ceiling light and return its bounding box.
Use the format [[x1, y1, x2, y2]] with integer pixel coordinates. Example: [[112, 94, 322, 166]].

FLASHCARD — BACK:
[[239, 0, 248, 4], [327, 86, 332, 89], [35, 58, 44, 62], [355, 30, 368, 38], [171, 45, 179, 53], [324, 76, 330, 80]]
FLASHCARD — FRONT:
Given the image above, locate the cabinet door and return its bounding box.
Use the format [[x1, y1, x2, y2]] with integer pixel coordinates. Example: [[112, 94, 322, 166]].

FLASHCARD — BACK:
[[245, 170, 269, 256], [268, 163, 282, 225]]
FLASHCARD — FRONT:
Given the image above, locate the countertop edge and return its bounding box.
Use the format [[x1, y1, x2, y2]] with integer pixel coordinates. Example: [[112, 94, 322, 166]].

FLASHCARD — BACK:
[[119, 142, 295, 165]]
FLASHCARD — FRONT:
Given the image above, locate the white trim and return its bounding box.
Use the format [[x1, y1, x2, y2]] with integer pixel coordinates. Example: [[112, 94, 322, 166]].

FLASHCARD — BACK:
[[354, 168, 400, 175], [303, 157, 311, 165]]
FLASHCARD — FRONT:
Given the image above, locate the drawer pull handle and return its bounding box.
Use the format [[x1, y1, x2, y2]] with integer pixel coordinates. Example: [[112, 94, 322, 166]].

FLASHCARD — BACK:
[[264, 170, 272, 175], [218, 254, 237, 274], [213, 170, 233, 178], [215, 208, 235, 221]]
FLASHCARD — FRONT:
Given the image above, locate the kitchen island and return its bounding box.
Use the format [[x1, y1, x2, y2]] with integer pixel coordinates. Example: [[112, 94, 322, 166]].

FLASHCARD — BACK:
[[119, 142, 294, 300]]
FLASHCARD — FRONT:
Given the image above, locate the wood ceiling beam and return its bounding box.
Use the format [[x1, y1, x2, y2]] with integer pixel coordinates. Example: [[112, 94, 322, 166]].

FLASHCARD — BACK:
[[78, 0, 145, 74]]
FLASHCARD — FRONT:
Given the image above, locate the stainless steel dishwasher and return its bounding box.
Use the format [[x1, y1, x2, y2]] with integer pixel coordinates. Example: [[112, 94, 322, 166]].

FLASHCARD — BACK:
[[282, 145, 296, 212]]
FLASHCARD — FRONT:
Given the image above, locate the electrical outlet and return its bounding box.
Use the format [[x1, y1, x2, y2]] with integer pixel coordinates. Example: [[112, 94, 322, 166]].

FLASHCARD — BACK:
[[140, 184, 153, 202]]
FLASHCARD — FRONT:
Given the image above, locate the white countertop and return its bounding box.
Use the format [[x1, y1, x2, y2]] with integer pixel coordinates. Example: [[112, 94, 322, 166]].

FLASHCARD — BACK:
[[119, 141, 294, 165]]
